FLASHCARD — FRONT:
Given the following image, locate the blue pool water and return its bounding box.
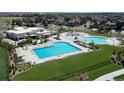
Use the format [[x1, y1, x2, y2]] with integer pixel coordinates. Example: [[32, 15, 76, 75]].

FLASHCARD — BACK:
[[33, 42, 81, 59], [68, 36, 106, 43], [81, 36, 106, 43]]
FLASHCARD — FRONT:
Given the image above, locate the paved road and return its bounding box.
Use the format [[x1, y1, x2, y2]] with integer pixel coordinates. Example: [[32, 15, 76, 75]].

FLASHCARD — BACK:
[[95, 69, 124, 81]]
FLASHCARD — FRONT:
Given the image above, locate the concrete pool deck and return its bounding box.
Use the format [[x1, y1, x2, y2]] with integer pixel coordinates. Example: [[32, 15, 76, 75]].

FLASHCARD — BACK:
[[16, 32, 120, 64], [60, 32, 120, 46], [16, 40, 91, 64]]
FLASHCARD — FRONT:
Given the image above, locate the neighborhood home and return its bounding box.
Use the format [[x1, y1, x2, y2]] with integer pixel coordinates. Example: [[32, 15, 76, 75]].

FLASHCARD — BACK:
[[91, 28, 98, 32], [105, 22, 116, 30]]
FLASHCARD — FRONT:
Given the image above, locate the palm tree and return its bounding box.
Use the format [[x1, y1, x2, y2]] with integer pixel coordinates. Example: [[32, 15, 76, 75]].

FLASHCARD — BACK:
[[112, 50, 116, 55], [117, 52, 122, 64], [9, 44, 16, 53], [74, 36, 78, 42], [57, 33, 61, 40], [25, 37, 33, 44], [89, 41, 95, 47], [56, 28, 62, 40], [97, 24, 106, 34], [110, 50, 117, 64], [44, 38, 49, 43]]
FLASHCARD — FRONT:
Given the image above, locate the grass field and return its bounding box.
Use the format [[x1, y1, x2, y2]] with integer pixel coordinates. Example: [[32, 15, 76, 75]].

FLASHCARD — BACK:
[[87, 64, 122, 80], [13, 45, 122, 81], [0, 17, 23, 30], [0, 46, 8, 80], [66, 64, 122, 81], [114, 74, 124, 81], [0, 17, 22, 22]]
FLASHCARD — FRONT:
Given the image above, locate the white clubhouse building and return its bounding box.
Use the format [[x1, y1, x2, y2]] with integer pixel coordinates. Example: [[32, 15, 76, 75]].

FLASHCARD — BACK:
[[6, 27, 57, 41]]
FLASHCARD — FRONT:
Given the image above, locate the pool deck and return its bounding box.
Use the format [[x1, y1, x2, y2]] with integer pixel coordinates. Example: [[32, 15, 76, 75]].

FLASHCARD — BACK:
[[60, 32, 120, 46], [16, 32, 120, 64], [16, 40, 91, 64]]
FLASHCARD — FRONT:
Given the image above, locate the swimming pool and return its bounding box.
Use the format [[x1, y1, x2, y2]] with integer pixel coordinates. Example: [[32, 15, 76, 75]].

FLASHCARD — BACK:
[[68, 36, 107, 44], [33, 42, 81, 59]]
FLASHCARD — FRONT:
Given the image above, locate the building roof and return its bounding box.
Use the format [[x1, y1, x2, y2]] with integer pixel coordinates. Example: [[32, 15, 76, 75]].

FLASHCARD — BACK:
[[91, 28, 98, 31], [6, 29, 31, 34], [27, 27, 44, 31], [106, 22, 116, 26], [6, 27, 44, 34], [14, 27, 25, 30]]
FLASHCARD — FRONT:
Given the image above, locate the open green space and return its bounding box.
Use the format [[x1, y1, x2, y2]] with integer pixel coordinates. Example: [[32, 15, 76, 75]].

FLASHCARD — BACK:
[[0, 46, 8, 80], [66, 64, 122, 81], [0, 17, 23, 30], [0, 17, 22, 22], [13, 45, 122, 81], [87, 64, 122, 80], [114, 74, 124, 81]]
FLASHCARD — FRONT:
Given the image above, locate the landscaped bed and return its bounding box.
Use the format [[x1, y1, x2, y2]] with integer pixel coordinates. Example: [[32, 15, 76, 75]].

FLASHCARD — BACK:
[[13, 45, 122, 81], [0, 46, 8, 80]]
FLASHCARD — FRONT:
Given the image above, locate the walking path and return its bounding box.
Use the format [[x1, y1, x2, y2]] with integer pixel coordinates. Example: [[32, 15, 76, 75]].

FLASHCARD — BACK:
[[95, 69, 124, 81]]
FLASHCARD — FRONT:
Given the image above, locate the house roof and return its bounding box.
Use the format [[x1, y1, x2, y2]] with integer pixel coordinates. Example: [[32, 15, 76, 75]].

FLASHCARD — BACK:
[[91, 28, 98, 31]]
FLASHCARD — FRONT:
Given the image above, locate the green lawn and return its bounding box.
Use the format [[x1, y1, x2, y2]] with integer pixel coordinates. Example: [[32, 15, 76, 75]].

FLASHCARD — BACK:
[[0, 46, 8, 80], [87, 64, 122, 80], [0, 17, 23, 30], [66, 64, 122, 81], [13, 45, 122, 81], [114, 74, 124, 81]]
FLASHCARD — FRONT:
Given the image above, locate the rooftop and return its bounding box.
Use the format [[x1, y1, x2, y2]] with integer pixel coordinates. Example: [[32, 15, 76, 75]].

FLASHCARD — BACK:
[[6, 27, 44, 34]]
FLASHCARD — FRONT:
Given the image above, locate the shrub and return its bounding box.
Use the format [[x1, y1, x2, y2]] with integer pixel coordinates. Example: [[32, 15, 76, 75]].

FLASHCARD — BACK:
[[32, 40, 37, 45], [44, 38, 49, 42], [26, 37, 33, 44]]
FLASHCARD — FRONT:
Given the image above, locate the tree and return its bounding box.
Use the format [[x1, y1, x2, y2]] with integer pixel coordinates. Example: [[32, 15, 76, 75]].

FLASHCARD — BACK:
[[74, 36, 78, 42], [8, 44, 16, 53], [44, 38, 49, 43], [117, 52, 122, 64], [112, 50, 116, 55], [56, 33, 61, 40], [26, 22, 32, 27], [64, 16, 71, 22], [80, 17, 87, 25], [11, 19, 16, 26], [96, 24, 106, 34], [121, 60, 124, 67], [0, 33, 3, 43], [89, 41, 95, 48], [15, 20, 23, 26], [58, 27, 67, 32], [42, 21, 48, 28], [116, 22, 124, 30], [26, 37, 33, 44]]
